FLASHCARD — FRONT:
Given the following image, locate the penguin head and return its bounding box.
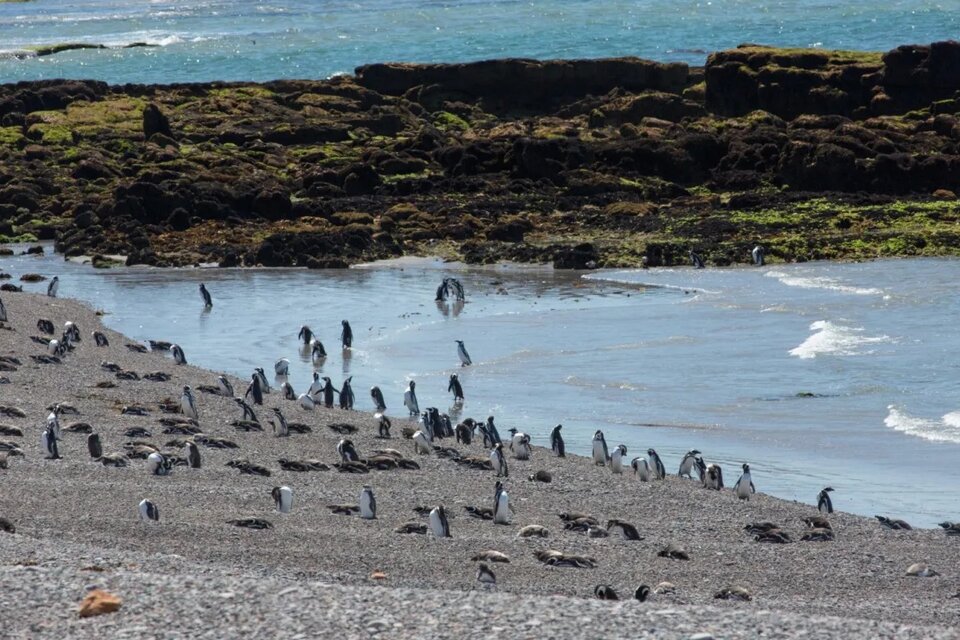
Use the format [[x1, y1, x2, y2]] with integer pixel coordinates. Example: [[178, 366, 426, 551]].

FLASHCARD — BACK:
[[822, 486, 834, 493], [554, 424, 562, 432], [634, 585, 650, 602], [409, 380, 416, 390], [647, 448, 656, 456], [742, 463, 750, 472], [594, 430, 603, 440], [618, 444, 627, 455]]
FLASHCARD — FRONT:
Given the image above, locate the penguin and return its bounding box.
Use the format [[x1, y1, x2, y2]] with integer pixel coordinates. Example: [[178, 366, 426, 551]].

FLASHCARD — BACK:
[[87, 433, 102, 459], [359, 485, 376, 519], [435, 280, 448, 302], [298, 325, 313, 345], [634, 585, 651, 602], [476, 563, 497, 587], [490, 443, 509, 478], [246, 373, 263, 405], [752, 245, 765, 266], [320, 376, 338, 408], [694, 455, 707, 483], [186, 441, 201, 468], [592, 430, 609, 465], [337, 438, 360, 462], [138, 499, 159, 522], [275, 358, 290, 376], [456, 340, 472, 366], [377, 414, 391, 438], [647, 448, 666, 480], [631, 457, 651, 481], [510, 431, 532, 461], [484, 416, 502, 446], [733, 463, 756, 500], [254, 368, 271, 394], [412, 430, 431, 454], [678, 449, 701, 478], [311, 340, 327, 362], [271, 407, 289, 437], [90, 330, 108, 347], [448, 374, 464, 403], [64, 322, 80, 343], [551, 424, 565, 457], [272, 485, 293, 514], [0, 297, 6, 323], [146, 452, 172, 476], [404, 381, 419, 417], [429, 505, 451, 538], [234, 397, 257, 423], [41, 426, 60, 459], [817, 487, 834, 514], [297, 393, 315, 410], [308, 372, 323, 397], [180, 386, 199, 420], [704, 463, 724, 490], [448, 278, 465, 301], [370, 386, 387, 412], [690, 251, 705, 269], [47, 339, 60, 356], [339, 376, 355, 410], [340, 320, 353, 349], [610, 444, 627, 474], [46, 405, 62, 440], [171, 344, 187, 365], [199, 283, 212, 307], [281, 381, 296, 400], [493, 480, 510, 525], [594, 585, 619, 601], [217, 376, 235, 397], [47, 276, 59, 298]]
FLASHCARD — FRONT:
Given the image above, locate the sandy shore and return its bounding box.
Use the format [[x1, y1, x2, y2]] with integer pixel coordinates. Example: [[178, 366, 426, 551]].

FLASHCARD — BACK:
[[0, 291, 958, 638]]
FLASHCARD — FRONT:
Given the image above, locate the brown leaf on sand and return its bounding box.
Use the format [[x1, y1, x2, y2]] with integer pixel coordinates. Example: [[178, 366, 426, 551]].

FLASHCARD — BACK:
[[370, 571, 387, 580], [78, 589, 122, 618]]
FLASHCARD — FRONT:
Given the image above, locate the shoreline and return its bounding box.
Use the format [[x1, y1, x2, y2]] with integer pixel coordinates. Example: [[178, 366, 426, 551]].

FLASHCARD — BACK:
[[0, 290, 958, 635]]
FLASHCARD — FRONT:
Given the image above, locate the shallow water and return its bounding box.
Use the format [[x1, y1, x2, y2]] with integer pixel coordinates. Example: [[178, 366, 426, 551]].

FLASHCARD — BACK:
[[2, 246, 959, 526], [1, 0, 959, 83]]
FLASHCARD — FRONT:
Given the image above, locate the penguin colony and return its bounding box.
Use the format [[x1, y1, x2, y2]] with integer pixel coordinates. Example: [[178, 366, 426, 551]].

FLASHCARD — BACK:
[[0, 274, 956, 611]]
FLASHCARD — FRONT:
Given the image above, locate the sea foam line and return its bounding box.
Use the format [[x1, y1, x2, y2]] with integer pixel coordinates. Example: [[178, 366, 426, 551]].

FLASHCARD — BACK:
[[789, 320, 891, 359], [884, 405, 960, 444]]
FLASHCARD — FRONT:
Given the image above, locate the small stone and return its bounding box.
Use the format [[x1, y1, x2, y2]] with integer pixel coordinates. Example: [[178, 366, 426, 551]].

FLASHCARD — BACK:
[[690, 634, 715, 640], [370, 571, 387, 580], [78, 589, 122, 618]]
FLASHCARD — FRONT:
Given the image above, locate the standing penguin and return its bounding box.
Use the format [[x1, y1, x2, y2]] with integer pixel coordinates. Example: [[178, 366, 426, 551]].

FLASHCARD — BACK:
[[752, 245, 765, 266], [186, 441, 202, 468], [510, 431, 532, 461], [254, 368, 271, 394], [199, 283, 212, 308], [337, 438, 360, 462], [404, 381, 419, 417], [46, 405, 62, 441], [339, 376, 355, 410], [47, 276, 59, 298], [370, 386, 387, 412], [180, 386, 199, 420], [484, 416, 502, 446], [171, 344, 187, 365], [678, 449, 702, 478], [610, 444, 627, 474], [448, 374, 465, 403], [275, 358, 290, 376], [690, 251, 705, 269], [592, 430, 609, 465], [490, 443, 509, 478], [493, 480, 510, 525], [138, 499, 159, 523], [311, 340, 327, 362], [217, 375, 235, 398], [340, 320, 353, 349], [429, 505, 451, 538], [647, 448, 666, 480], [92, 330, 109, 347], [320, 377, 338, 408], [413, 430, 431, 454], [281, 381, 297, 400], [704, 463, 724, 490], [455, 340, 472, 366], [631, 457, 651, 481], [298, 325, 313, 346], [734, 463, 756, 500], [87, 433, 102, 459], [271, 407, 289, 437], [234, 397, 258, 423], [41, 426, 60, 460], [551, 424, 565, 457], [245, 374, 263, 406], [0, 297, 6, 323], [476, 563, 497, 588], [272, 486, 293, 513], [378, 414, 391, 438], [360, 485, 376, 520], [818, 487, 834, 514], [308, 372, 323, 398]]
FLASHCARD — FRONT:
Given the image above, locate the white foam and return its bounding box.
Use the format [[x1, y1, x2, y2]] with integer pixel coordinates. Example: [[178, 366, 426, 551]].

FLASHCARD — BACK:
[[789, 320, 891, 359], [884, 405, 960, 444], [766, 270, 883, 296]]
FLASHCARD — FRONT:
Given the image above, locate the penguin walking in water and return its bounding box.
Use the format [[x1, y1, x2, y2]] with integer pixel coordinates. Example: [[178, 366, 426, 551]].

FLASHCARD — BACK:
[[275, 358, 290, 376], [217, 376, 235, 397], [311, 340, 327, 363], [339, 377, 355, 410], [92, 331, 109, 347], [404, 381, 419, 417], [610, 444, 627, 474], [41, 426, 60, 460], [180, 386, 199, 420], [340, 320, 353, 349], [647, 448, 666, 480], [704, 463, 724, 490], [272, 486, 293, 514], [47, 276, 59, 298], [138, 499, 159, 523], [752, 245, 765, 266], [281, 381, 297, 400], [551, 424, 565, 457], [592, 430, 609, 465], [678, 450, 702, 478], [370, 386, 387, 412], [298, 393, 315, 410], [733, 463, 756, 500], [631, 457, 651, 481], [298, 325, 313, 346], [360, 486, 376, 519], [448, 374, 465, 403], [476, 563, 497, 588], [456, 340, 472, 366], [199, 283, 212, 308], [490, 443, 509, 478], [171, 344, 187, 365], [493, 480, 510, 525], [245, 374, 263, 406], [818, 487, 834, 514], [429, 506, 451, 538], [186, 441, 201, 468], [690, 251, 705, 269]]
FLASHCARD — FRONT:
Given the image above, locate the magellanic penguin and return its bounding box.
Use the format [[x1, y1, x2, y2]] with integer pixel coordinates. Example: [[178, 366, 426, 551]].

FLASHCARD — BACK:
[[690, 251, 705, 269], [594, 585, 619, 601], [370, 386, 387, 412], [41, 426, 60, 460], [275, 358, 290, 376], [733, 463, 756, 500], [308, 372, 323, 398], [272, 407, 290, 437], [337, 438, 360, 462], [254, 368, 271, 394], [339, 376, 355, 410], [490, 443, 509, 478], [704, 463, 724, 490], [817, 487, 834, 514], [298, 325, 313, 346], [186, 441, 202, 469], [493, 480, 510, 525], [483, 416, 502, 446], [245, 374, 263, 406], [551, 424, 565, 457], [647, 448, 666, 480], [234, 397, 258, 423], [138, 499, 159, 522], [377, 414, 392, 438], [87, 433, 102, 459], [311, 340, 327, 362], [272, 486, 293, 513], [46, 405, 62, 440], [610, 444, 627, 474], [592, 430, 609, 465], [281, 381, 297, 400], [217, 375, 235, 398], [752, 245, 765, 266], [146, 452, 172, 476], [92, 330, 109, 347], [298, 393, 315, 410], [0, 297, 6, 323], [199, 283, 212, 307], [631, 457, 651, 481], [413, 430, 431, 454], [456, 340, 472, 366], [678, 449, 702, 478], [509, 430, 531, 461], [340, 320, 353, 349], [359, 486, 377, 519], [404, 381, 419, 417], [429, 505, 451, 538], [448, 374, 464, 403], [171, 344, 187, 365], [47, 276, 59, 298], [318, 376, 337, 408], [180, 386, 199, 420], [476, 563, 497, 587]]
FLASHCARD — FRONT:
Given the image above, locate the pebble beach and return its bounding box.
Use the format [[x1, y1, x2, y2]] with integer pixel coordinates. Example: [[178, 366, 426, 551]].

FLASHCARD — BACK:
[[1, 291, 959, 638]]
